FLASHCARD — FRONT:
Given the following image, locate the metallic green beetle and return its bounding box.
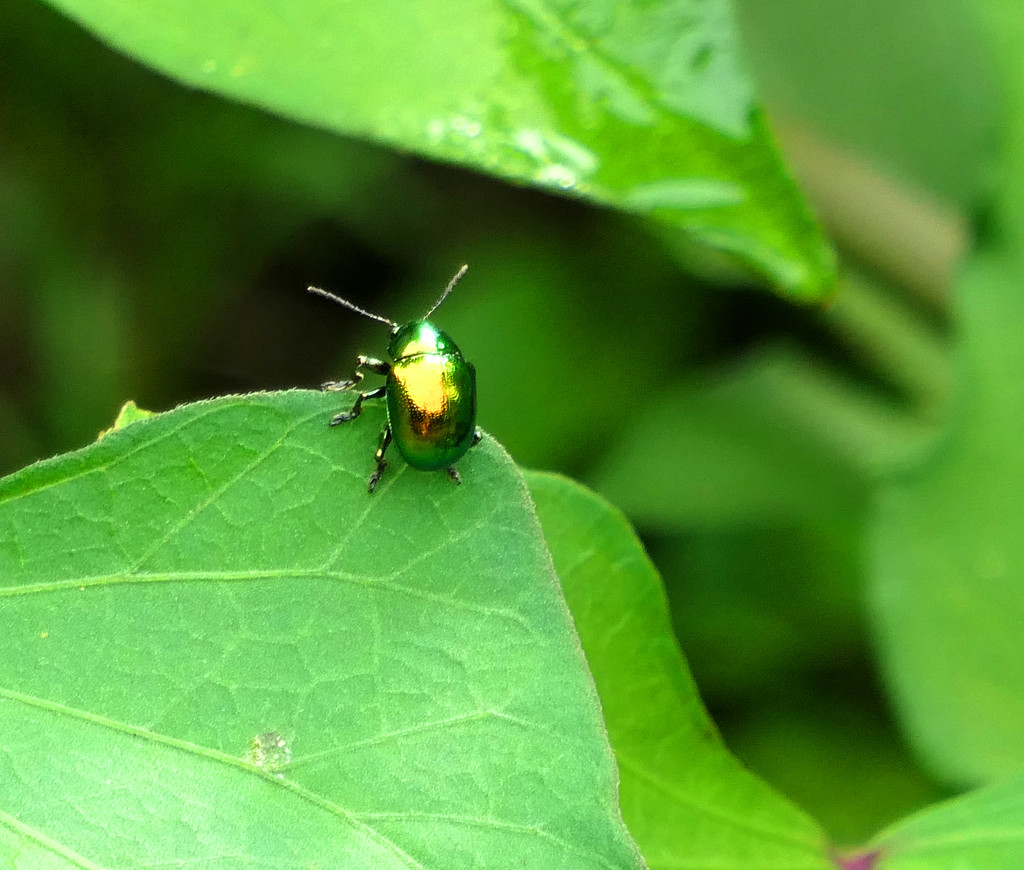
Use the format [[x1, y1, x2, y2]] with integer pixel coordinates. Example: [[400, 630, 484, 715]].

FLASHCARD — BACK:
[[308, 265, 481, 493]]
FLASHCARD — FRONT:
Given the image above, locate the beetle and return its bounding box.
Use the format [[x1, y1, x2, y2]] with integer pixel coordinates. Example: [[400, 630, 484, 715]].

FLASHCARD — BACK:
[[308, 265, 481, 493]]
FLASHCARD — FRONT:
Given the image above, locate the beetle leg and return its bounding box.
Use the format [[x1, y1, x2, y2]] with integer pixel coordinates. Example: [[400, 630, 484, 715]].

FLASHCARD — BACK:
[[368, 426, 393, 493], [443, 432, 479, 486], [322, 356, 390, 392], [356, 356, 390, 375], [330, 385, 386, 425], [322, 371, 361, 392]]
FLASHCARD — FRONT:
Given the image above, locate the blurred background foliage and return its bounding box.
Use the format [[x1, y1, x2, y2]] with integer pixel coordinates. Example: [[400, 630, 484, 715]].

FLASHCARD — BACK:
[[0, 0, 1006, 848]]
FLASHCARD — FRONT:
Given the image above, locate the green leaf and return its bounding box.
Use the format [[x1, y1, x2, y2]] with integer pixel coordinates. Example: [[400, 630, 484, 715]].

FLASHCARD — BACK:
[[727, 702, 946, 849], [651, 523, 866, 704], [40, 0, 835, 300], [867, 6, 1024, 786], [869, 247, 1024, 785], [735, 0, 997, 209], [871, 774, 1024, 869], [96, 399, 155, 438], [526, 471, 833, 869], [0, 392, 643, 869], [591, 346, 873, 529]]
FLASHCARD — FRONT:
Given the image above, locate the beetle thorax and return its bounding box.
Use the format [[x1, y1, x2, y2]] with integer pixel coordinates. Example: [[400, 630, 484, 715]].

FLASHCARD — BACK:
[[388, 320, 461, 360]]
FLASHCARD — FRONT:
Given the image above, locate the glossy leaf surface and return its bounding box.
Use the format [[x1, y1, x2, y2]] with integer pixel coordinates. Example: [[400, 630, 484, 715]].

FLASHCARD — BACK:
[[40, 0, 835, 300], [0, 392, 642, 869]]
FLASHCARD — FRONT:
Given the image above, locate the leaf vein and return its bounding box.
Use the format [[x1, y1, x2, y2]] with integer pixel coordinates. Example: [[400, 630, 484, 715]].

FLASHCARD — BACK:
[[0, 687, 429, 869], [0, 806, 111, 870]]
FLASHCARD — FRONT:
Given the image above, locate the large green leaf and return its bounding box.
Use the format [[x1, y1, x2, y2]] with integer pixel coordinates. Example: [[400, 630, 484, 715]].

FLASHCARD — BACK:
[[867, 3, 1024, 786], [39, 0, 835, 300], [526, 471, 833, 869], [0, 392, 643, 869]]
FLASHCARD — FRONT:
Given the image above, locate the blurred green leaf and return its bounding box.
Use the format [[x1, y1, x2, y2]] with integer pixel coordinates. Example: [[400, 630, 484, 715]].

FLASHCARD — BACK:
[[871, 774, 1024, 869], [0, 393, 642, 869], [736, 0, 996, 209], [591, 266, 947, 530], [654, 522, 866, 703], [527, 471, 833, 869], [869, 247, 1024, 785], [591, 345, 884, 529], [40, 0, 835, 300], [867, 6, 1024, 786], [728, 702, 946, 848]]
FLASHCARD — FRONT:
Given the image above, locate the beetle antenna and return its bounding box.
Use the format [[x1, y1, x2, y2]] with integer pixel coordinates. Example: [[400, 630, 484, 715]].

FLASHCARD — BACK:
[[424, 264, 469, 318], [307, 286, 397, 328]]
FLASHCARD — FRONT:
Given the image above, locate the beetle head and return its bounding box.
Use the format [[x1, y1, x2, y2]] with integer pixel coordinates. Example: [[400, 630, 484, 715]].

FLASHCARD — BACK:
[[388, 320, 461, 360]]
